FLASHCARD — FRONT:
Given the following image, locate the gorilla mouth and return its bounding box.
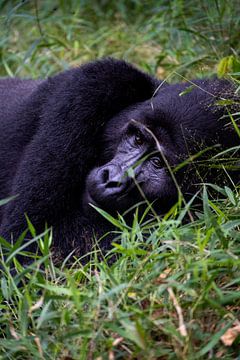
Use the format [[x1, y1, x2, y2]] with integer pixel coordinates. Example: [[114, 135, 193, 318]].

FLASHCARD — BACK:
[[117, 179, 144, 199], [88, 178, 144, 214]]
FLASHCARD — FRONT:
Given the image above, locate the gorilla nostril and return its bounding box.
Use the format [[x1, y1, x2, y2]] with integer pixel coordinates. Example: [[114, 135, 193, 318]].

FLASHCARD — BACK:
[[102, 169, 109, 183], [100, 165, 126, 190]]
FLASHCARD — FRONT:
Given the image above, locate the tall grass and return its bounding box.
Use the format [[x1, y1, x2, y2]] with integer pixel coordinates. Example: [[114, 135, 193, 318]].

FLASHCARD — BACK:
[[1, 187, 240, 359]]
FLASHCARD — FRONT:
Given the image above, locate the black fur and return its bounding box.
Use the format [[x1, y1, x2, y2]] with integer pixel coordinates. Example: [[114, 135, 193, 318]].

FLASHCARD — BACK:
[[0, 59, 158, 257], [0, 58, 239, 260]]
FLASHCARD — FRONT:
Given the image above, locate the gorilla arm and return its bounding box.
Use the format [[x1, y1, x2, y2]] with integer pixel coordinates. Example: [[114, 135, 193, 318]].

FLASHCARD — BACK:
[[0, 58, 157, 243]]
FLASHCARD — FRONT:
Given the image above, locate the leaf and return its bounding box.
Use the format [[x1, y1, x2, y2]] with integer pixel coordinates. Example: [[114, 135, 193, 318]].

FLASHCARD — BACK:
[[221, 320, 240, 346], [120, 319, 147, 350], [224, 186, 236, 205], [37, 283, 72, 296], [196, 320, 235, 356], [217, 55, 240, 77], [215, 99, 239, 106], [25, 214, 36, 237], [28, 296, 44, 315], [227, 109, 240, 139], [90, 204, 129, 230], [179, 85, 194, 96], [0, 195, 17, 207]]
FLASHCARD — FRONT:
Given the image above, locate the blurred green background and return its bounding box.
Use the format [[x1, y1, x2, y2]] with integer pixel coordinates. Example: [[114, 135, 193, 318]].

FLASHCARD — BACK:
[[0, 0, 239, 80]]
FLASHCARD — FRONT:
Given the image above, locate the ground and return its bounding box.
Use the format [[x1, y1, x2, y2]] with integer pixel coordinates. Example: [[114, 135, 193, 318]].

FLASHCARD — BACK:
[[0, 1, 240, 359]]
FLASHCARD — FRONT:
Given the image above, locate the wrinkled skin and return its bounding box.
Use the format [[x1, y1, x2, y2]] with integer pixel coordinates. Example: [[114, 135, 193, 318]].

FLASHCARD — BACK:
[[84, 116, 178, 215]]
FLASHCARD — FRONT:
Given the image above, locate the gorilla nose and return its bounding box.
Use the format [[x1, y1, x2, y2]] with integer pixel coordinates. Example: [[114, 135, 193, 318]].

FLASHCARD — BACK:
[[99, 164, 127, 190]]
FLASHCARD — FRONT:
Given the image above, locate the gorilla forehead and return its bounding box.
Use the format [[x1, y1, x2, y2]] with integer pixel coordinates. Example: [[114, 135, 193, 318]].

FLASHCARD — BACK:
[[103, 78, 239, 170], [107, 78, 233, 142], [104, 90, 199, 148]]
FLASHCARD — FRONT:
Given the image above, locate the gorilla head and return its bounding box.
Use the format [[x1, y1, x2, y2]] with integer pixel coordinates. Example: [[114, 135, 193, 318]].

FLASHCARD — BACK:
[[85, 79, 240, 216]]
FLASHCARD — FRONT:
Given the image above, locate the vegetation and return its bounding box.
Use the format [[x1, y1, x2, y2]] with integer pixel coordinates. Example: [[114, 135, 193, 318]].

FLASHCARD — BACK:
[[0, 1, 240, 359]]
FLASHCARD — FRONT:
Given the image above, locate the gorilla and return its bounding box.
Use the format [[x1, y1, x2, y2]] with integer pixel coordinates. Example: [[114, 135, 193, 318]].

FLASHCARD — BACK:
[[0, 58, 239, 260]]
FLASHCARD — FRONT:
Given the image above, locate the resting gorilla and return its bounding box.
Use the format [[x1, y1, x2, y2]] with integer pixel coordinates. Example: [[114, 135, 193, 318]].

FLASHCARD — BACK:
[[0, 58, 239, 260]]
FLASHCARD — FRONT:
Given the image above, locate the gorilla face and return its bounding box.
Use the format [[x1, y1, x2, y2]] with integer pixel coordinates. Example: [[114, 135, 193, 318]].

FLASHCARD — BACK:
[[84, 102, 181, 214], [85, 119, 177, 212]]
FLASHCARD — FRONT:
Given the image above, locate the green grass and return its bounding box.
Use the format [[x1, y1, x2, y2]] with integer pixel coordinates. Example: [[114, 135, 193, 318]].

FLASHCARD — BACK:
[[0, 1, 240, 359], [1, 0, 240, 79], [1, 188, 240, 359]]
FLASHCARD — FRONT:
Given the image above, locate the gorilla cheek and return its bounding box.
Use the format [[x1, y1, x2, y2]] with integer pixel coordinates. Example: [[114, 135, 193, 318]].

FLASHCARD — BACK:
[[84, 165, 177, 214], [140, 168, 176, 202]]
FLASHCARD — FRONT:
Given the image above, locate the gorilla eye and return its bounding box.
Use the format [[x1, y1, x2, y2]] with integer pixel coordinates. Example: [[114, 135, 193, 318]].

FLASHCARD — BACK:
[[151, 157, 162, 169], [134, 131, 144, 146]]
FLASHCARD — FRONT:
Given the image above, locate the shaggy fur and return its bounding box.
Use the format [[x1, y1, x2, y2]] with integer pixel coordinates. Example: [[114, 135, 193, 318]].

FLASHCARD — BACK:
[[0, 58, 239, 259]]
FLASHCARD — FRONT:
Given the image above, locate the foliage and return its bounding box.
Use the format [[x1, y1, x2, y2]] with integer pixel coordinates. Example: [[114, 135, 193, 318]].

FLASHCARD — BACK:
[[0, 0, 240, 80], [1, 187, 240, 359]]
